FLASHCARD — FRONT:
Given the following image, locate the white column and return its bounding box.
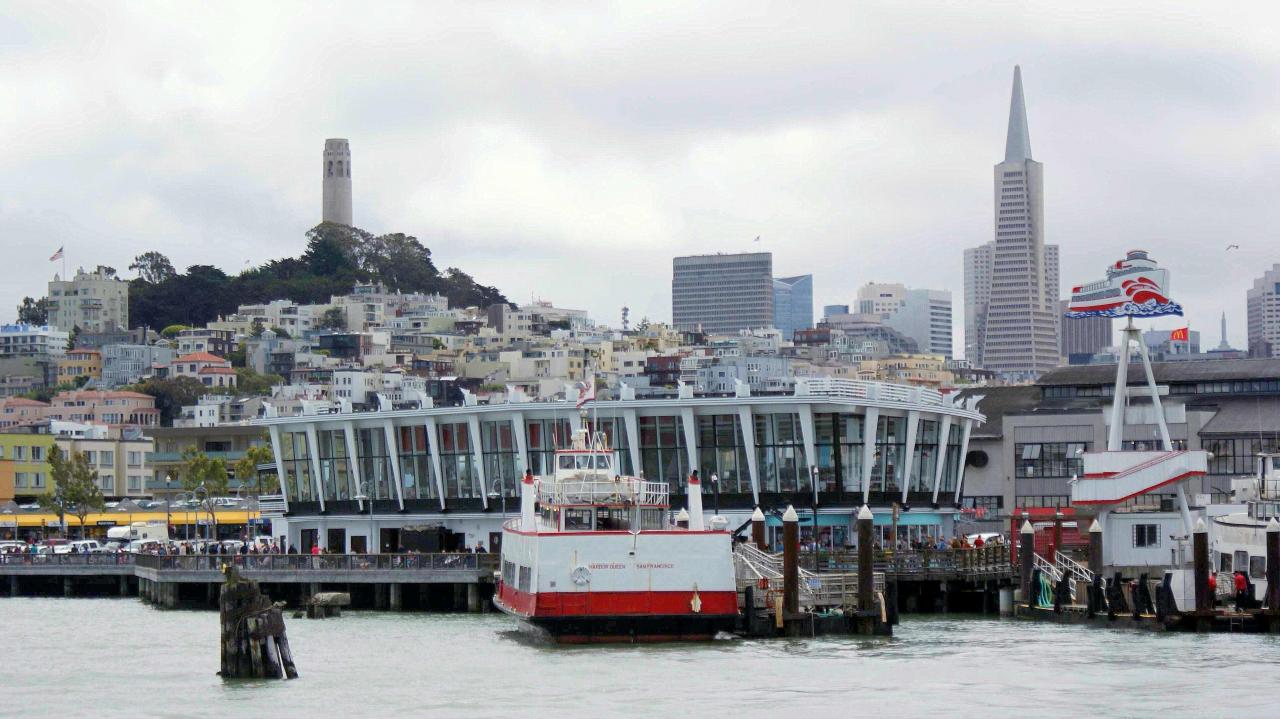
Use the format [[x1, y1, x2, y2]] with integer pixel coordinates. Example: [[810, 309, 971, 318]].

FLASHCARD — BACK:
[[304, 424, 325, 512], [342, 421, 362, 508], [736, 405, 760, 505], [687, 473, 704, 530], [1107, 324, 1133, 451], [953, 418, 973, 504], [1135, 336, 1174, 451], [424, 416, 446, 510], [267, 425, 289, 511], [797, 404, 819, 503], [931, 415, 953, 504], [510, 412, 528, 474], [680, 406, 699, 481], [382, 420, 406, 510], [467, 415, 488, 509], [861, 407, 879, 504], [900, 411, 920, 504], [623, 409, 642, 479]]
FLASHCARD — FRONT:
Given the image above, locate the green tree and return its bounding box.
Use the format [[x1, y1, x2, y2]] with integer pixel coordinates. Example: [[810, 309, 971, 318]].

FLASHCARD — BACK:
[[269, 326, 290, 339], [66, 326, 80, 351], [129, 251, 177, 284], [16, 296, 49, 325], [180, 448, 230, 540], [317, 307, 347, 331], [233, 443, 276, 498], [160, 324, 189, 339], [249, 319, 266, 337], [131, 376, 207, 426], [234, 368, 283, 397], [38, 446, 105, 539]]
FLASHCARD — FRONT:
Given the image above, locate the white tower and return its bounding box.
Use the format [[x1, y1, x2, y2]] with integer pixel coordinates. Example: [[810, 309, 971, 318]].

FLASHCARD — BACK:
[[322, 138, 353, 226]]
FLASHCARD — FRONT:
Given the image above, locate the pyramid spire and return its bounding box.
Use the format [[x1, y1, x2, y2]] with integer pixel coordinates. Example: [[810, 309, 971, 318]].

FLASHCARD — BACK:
[[1004, 65, 1033, 163]]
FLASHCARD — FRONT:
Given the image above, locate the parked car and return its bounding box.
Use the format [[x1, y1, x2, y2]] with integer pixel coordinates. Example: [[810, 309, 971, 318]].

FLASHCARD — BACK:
[[54, 540, 107, 554]]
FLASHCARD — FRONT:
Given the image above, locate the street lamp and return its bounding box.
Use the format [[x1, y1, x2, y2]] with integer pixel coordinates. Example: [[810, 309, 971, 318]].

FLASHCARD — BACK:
[[193, 484, 208, 543], [353, 480, 375, 554]]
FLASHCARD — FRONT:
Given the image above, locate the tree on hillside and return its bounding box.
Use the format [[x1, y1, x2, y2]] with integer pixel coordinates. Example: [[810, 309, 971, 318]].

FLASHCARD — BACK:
[[16, 297, 49, 325], [317, 307, 347, 331], [233, 442, 276, 498], [38, 446, 105, 539], [234, 368, 283, 397], [132, 376, 208, 426], [180, 448, 230, 540], [129, 251, 177, 284]]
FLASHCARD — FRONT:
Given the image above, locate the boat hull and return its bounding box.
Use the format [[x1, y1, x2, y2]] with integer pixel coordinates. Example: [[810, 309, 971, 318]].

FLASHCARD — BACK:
[[494, 592, 737, 643]]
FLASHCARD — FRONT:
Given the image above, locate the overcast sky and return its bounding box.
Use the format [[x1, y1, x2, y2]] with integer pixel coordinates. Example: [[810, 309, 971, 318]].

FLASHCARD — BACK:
[[4, 1, 1279, 354]]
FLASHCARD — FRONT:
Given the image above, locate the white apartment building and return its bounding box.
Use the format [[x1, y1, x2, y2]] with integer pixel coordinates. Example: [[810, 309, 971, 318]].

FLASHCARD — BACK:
[[53, 422, 154, 497], [857, 283, 954, 359], [47, 266, 129, 333], [0, 324, 69, 360]]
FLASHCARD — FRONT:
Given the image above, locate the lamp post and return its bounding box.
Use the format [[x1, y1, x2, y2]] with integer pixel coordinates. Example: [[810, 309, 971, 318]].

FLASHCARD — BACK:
[[194, 484, 208, 543], [811, 465, 820, 571], [164, 473, 173, 540], [710, 473, 720, 515]]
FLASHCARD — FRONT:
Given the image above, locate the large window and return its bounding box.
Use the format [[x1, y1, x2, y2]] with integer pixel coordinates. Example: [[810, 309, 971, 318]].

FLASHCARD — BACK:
[[1014, 442, 1087, 479], [938, 424, 963, 495], [437, 422, 476, 498], [280, 431, 314, 502], [910, 420, 939, 493], [754, 413, 810, 494], [356, 428, 394, 500], [639, 415, 689, 493], [398, 425, 437, 501], [870, 416, 905, 494], [316, 429, 350, 501], [481, 421, 518, 498], [525, 418, 572, 476], [697, 415, 750, 495], [1204, 437, 1280, 476], [585, 417, 632, 476], [838, 415, 864, 493]]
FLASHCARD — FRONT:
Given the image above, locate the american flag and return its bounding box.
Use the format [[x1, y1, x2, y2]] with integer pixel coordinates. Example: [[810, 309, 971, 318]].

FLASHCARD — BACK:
[[49, 246, 64, 261]]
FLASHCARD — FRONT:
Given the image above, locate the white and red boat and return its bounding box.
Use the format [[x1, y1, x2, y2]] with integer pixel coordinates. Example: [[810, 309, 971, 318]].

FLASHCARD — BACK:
[[1065, 249, 1182, 318], [494, 429, 738, 643]]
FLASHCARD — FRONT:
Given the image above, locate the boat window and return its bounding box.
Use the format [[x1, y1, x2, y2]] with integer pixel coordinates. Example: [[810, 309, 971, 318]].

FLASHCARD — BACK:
[[1251, 556, 1267, 580], [577, 455, 593, 470], [595, 508, 630, 531], [1235, 551, 1249, 574], [639, 508, 665, 530], [517, 566, 531, 593], [558, 455, 576, 470], [564, 508, 592, 531], [596, 455, 611, 470]]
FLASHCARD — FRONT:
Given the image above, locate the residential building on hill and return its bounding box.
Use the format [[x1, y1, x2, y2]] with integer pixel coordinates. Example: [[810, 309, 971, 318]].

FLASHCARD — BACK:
[[47, 266, 129, 333]]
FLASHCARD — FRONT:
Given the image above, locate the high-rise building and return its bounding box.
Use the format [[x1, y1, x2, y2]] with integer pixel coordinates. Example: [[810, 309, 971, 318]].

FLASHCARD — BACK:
[[772, 275, 813, 341], [1248, 264, 1280, 358], [322, 138, 353, 226], [856, 282, 953, 358], [672, 253, 773, 335], [47, 266, 129, 334], [1059, 299, 1111, 363], [822, 304, 849, 320], [963, 66, 1059, 375]]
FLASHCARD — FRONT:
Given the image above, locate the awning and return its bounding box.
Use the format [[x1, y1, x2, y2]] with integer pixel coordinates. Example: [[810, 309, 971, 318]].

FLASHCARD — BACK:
[[765, 513, 852, 528], [873, 512, 943, 527]]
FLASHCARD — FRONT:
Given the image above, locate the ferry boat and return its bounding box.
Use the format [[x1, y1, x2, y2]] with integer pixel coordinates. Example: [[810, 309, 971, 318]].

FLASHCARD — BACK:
[[1066, 250, 1181, 318], [1206, 453, 1280, 605], [493, 429, 738, 643]]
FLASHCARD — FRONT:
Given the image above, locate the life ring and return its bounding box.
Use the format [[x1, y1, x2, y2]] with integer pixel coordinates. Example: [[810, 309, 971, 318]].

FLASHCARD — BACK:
[[571, 565, 591, 586]]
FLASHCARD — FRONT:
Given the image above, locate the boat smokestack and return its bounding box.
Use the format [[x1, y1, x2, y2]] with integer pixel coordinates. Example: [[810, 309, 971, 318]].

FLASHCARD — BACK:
[[686, 471, 704, 531], [520, 469, 536, 532]]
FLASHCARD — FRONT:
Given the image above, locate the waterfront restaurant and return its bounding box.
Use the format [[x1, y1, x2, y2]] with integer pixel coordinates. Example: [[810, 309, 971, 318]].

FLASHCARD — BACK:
[[254, 378, 984, 554]]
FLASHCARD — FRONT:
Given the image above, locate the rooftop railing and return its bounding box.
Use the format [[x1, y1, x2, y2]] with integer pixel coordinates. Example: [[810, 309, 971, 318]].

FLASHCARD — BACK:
[[536, 477, 669, 508]]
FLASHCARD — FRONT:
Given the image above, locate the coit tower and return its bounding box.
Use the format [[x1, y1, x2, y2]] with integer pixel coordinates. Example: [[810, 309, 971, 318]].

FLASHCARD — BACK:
[[322, 138, 353, 226]]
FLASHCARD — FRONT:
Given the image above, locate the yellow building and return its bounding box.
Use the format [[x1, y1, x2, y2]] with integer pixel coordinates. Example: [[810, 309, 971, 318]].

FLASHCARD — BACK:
[[57, 348, 102, 384], [0, 427, 56, 502]]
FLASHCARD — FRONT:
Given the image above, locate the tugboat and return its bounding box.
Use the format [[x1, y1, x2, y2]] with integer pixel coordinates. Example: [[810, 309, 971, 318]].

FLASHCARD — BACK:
[[1066, 249, 1181, 318], [493, 429, 738, 643]]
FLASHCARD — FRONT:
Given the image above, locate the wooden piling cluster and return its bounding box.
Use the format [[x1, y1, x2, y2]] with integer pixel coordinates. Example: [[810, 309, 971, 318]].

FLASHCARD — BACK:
[[219, 565, 297, 680]]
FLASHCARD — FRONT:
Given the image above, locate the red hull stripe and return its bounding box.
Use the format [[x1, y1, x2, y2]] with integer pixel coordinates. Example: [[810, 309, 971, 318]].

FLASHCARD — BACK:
[[497, 584, 738, 618]]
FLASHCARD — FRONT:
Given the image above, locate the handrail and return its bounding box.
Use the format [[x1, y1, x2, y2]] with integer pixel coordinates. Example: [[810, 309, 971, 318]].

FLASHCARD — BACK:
[[133, 552, 499, 572], [0, 553, 136, 566], [1055, 552, 1094, 585], [1095, 450, 1187, 479]]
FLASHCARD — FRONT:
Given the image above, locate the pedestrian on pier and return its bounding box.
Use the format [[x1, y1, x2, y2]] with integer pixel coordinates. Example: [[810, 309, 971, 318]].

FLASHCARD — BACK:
[[1234, 571, 1248, 612]]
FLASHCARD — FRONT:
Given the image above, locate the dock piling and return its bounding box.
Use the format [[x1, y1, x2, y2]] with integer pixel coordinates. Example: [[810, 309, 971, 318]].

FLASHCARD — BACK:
[[1088, 518, 1103, 576], [782, 505, 799, 615], [1193, 518, 1210, 615], [857, 505, 874, 612], [1267, 519, 1279, 610], [1019, 519, 1034, 601], [751, 507, 766, 552]]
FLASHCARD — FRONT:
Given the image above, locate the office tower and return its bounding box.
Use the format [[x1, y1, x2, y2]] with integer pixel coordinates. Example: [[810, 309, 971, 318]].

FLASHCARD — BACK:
[[672, 253, 773, 334], [963, 66, 1059, 375], [857, 282, 953, 358], [1059, 299, 1112, 363], [772, 275, 814, 340], [1248, 264, 1280, 358]]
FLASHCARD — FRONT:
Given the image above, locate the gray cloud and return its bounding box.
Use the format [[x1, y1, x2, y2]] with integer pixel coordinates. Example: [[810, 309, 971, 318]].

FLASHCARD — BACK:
[[2, 1, 1278, 350]]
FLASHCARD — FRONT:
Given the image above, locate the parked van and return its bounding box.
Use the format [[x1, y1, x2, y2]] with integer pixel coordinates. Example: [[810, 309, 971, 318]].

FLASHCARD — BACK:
[[55, 540, 107, 554]]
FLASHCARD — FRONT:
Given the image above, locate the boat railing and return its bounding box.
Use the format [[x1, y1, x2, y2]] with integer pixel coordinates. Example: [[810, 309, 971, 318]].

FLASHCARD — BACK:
[[132, 552, 500, 572], [537, 477, 669, 507]]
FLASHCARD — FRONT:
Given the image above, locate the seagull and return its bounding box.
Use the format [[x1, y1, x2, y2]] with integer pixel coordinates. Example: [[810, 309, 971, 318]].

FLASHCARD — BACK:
[[1226, 244, 1239, 251]]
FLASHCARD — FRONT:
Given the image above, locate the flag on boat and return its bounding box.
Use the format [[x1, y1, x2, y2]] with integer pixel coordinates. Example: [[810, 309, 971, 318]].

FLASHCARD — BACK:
[[576, 379, 596, 408], [1170, 327, 1189, 342], [49, 246, 64, 261]]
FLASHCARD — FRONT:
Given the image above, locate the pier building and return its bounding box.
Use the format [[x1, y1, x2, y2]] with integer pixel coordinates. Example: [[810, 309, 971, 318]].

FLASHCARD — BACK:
[[253, 378, 984, 554]]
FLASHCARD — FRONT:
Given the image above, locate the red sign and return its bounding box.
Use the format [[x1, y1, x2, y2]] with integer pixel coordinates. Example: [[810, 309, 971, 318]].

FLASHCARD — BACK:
[[1170, 327, 1189, 342]]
